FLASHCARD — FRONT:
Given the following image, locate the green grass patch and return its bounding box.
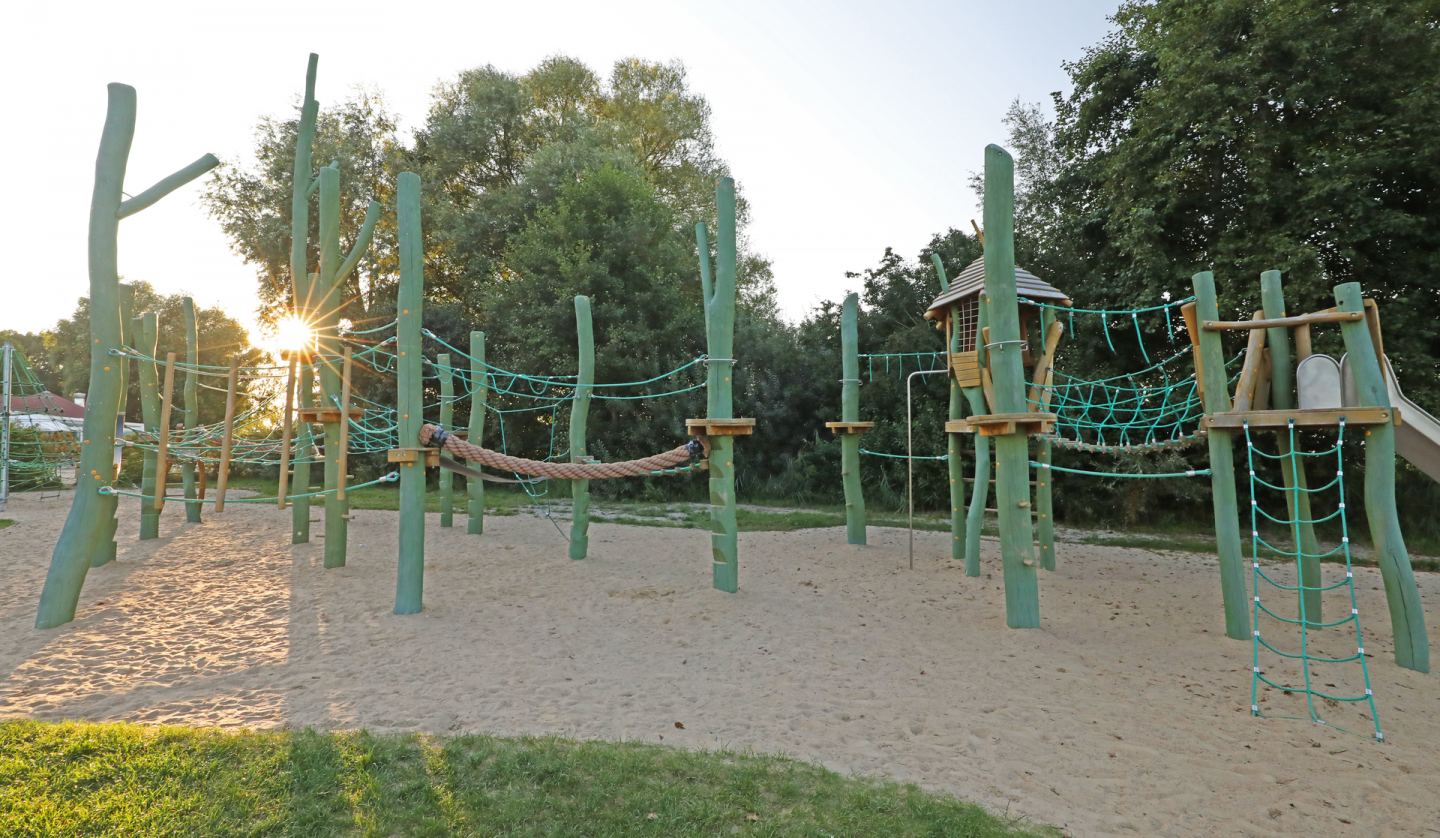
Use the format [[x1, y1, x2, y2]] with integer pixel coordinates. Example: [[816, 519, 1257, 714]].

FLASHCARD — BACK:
[[0, 519, 14, 531], [0, 721, 1055, 837]]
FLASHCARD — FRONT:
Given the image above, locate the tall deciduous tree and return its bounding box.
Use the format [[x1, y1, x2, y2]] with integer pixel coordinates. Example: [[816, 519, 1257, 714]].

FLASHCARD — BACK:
[[1053, 0, 1440, 405]]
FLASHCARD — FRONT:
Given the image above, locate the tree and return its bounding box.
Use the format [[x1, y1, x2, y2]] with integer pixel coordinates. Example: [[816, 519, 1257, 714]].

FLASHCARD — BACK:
[[205, 89, 402, 330], [1053, 0, 1440, 406], [46, 281, 261, 425]]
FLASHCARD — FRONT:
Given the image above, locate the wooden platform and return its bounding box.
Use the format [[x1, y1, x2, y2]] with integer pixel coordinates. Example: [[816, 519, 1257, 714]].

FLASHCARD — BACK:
[[686, 418, 756, 436], [946, 412, 1057, 436], [1202, 407, 1395, 430], [387, 447, 440, 467], [297, 406, 365, 424], [825, 421, 875, 435]]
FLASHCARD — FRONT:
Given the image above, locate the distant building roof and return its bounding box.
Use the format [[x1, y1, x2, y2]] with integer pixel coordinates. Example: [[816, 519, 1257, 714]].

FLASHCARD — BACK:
[[7, 391, 84, 418], [925, 257, 1068, 319]]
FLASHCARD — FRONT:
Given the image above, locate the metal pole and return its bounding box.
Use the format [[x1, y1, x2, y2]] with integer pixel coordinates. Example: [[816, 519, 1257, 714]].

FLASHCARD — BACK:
[[907, 368, 948, 569], [1, 342, 12, 512]]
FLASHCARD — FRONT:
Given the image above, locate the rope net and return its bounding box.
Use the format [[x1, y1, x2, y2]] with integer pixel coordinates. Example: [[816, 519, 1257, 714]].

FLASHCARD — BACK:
[[4, 346, 79, 495], [1243, 419, 1383, 741]]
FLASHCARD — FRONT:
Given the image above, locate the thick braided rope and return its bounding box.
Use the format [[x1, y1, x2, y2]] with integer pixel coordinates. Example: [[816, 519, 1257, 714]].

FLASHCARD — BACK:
[[419, 423, 698, 479]]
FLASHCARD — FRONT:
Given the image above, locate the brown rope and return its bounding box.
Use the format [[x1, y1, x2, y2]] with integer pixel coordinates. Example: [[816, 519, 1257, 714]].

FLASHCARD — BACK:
[[419, 424, 706, 479]]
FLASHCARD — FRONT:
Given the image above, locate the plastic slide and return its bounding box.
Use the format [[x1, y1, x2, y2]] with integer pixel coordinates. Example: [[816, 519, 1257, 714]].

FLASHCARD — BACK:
[[1340, 354, 1440, 483]]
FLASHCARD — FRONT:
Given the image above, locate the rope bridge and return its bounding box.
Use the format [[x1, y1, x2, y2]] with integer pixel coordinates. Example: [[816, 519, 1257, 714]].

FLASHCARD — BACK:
[[420, 425, 706, 479]]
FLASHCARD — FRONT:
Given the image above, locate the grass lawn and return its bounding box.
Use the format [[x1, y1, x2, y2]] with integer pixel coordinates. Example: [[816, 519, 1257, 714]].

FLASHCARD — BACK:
[[0, 721, 1056, 837]]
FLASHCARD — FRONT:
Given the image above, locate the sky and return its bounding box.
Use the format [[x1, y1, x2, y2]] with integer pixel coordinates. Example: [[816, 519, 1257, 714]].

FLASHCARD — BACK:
[[2, 0, 1120, 342]]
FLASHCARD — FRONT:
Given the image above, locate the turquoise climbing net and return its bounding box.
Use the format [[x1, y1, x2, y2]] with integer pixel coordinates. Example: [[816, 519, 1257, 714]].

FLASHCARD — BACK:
[[3, 346, 78, 495], [1243, 418, 1383, 741], [1016, 295, 1246, 456]]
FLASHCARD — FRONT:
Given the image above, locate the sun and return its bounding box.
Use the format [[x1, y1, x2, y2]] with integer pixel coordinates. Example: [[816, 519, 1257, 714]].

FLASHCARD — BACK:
[[269, 317, 314, 355]]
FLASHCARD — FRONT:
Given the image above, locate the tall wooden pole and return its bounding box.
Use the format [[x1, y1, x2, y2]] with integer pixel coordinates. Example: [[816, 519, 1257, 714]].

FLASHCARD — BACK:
[[181, 297, 202, 523], [840, 292, 867, 545], [703, 179, 740, 593], [569, 297, 595, 558], [467, 332, 487, 535], [1193, 270, 1250, 640], [395, 171, 426, 615], [437, 353, 455, 526], [155, 353, 177, 511], [93, 284, 135, 567], [1259, 271, 1320, 622], [983, 145, 1040, 628], [35, 83, 217, 629], [964, 295, 991, 577], [292, 273, 318, 543], [932, 255, 964, 561], [1035, 306, 1057, 570], [215, 356, 239, 512], [317, 167, 348, 568], [136, 313, 160, 540], [1335, 282, 1428, 673], [288, 54, 319, 542], [277, 356, 297, 510], [337, 347, 352, 501]]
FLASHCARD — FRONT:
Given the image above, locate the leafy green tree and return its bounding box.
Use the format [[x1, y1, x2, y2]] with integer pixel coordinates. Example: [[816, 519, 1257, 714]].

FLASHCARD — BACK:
[[205, 90, 402, 329], [1053, 0, 1440, 406], [46, 282, 261, 425]]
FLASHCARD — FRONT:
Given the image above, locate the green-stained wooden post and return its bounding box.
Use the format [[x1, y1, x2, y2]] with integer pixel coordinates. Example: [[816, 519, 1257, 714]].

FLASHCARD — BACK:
[[317, 168, 348, 568], [1260, 270, 1320, 622], [292, 273, 318, 544], [467, 332, 487, 535], [395, 171, 426, 615], [932, 256, 965, 561], [438, 354, 455, 528], [136, 313, 160, 540], [36, 83, 217, 628], [1335, 282, 1429, 673], [963, 295, 991, 577], [569, 297, 595, 559], [1193, 270, 1251, 641], [702, 178, 740, 593], [1036, 305, 1056, 570], [288, 55, 320, 544], [93, 283, 135, 567], [983, 145, 1040, 628], [315, 166, 380, 570], [840, 292, 867, 545], [181, 297, 202, 523]]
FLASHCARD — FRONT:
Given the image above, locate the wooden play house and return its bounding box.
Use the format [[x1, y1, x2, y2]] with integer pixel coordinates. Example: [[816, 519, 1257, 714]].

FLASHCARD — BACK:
[[923, 257, 1070, 389]]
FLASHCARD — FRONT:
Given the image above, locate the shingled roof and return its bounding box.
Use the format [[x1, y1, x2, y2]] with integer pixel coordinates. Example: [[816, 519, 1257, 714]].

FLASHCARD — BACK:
[[924, 256, 1067, 319]]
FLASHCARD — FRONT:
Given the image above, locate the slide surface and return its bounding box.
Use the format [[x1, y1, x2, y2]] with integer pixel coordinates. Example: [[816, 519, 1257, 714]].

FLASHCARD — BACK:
[[1356, 356, 1440, 483]]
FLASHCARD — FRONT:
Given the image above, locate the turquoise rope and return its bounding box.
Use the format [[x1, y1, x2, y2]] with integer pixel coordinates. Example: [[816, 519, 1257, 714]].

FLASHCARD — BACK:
[[1030, 462, 1208, 478], [100, 472, 399, 504]]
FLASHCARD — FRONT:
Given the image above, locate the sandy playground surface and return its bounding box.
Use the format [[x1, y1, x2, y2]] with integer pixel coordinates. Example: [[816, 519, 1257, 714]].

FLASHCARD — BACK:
[[2, 492, 1440, 837]]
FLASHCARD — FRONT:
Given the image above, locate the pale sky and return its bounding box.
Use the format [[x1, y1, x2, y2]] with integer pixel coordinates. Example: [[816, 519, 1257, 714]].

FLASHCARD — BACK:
[[3, 0, 1119, 341]]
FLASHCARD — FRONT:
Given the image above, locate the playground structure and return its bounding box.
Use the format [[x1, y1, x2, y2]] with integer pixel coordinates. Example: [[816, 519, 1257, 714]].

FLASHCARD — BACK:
[[832, 144, 1440, 739], [23, 55, 1440, 746], [33, 54, 754, 631]]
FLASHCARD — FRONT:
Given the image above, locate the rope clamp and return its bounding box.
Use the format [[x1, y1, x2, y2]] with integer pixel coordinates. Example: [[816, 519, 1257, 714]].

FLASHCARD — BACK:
[[703, 357, 736, 366], [983, 340, 1028, 351], [426, 427, 451, 447]]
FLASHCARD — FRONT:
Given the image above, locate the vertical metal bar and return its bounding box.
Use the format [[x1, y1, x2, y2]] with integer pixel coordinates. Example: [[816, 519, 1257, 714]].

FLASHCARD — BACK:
[[907, 369, 947, 570]]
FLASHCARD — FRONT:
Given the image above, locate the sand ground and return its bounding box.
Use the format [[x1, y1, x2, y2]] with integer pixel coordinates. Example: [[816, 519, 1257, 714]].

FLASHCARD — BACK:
[[2, 491, 1439, 837]]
